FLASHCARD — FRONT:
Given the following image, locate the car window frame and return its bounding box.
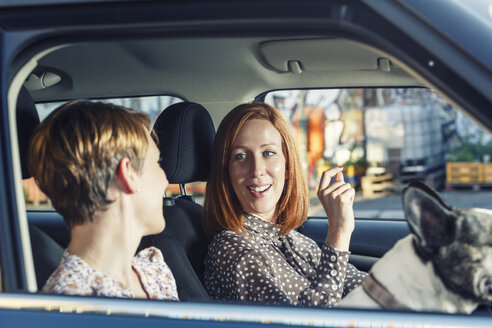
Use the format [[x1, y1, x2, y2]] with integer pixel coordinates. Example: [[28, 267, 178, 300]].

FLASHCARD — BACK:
[[0, 0, 491, 325]]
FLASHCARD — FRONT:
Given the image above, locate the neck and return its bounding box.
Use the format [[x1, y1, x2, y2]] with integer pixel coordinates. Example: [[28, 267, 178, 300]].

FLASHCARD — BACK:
[[370, 235, 477, 314], [67, 204, 143, 288], [247, 212, 277, 224]]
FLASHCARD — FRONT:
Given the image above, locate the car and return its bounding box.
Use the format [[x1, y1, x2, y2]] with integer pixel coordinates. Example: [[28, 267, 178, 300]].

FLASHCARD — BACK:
[[0, 0, 491, 327]]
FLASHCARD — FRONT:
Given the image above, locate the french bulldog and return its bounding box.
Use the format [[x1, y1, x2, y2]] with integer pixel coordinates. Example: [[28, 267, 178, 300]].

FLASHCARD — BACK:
[[339, 180, 492, 313]]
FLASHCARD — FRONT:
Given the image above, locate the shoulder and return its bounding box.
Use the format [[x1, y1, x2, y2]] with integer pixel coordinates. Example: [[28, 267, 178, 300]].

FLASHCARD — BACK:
[[208, 230, 259, 254], [136, 246, 165, 263], [42, 250, 94, 295], [135, 247, 178, 301], [206, 232, 269, 270], [208, 231, 261, 258], [135, 246, 173, 275]]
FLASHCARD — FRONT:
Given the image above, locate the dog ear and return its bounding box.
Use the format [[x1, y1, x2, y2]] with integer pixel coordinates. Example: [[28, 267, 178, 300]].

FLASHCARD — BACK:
[[403, 181, 456, 253]]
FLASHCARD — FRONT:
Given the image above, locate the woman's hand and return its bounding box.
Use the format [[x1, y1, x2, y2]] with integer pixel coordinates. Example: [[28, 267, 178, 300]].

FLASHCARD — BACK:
[[317, 167, 355, 251]]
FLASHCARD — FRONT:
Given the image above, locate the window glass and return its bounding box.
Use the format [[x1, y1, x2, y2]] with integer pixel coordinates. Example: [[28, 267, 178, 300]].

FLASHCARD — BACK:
[[35, 95, 182, 124], [264, 88, 492, 219], [27, 95, 188, 211]]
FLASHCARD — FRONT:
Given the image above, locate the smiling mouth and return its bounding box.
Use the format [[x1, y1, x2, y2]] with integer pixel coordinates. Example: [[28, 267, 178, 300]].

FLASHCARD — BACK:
[[248, 185, 271, 196]]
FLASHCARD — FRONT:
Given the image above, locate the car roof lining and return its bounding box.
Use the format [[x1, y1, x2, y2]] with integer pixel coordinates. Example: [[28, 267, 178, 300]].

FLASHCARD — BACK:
[[30, 36, 421, 103]]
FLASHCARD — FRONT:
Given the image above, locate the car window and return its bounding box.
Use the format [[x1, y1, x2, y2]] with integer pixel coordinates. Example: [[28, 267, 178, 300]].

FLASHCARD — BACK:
[[263, 88, 492, 220], [35, 95, 183, 124], [26, 95, 187, 211]]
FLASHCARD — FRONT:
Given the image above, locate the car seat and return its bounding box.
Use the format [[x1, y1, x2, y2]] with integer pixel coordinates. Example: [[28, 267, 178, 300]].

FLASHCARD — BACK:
[[16, 86, 64, 289], [140, 102, 215, 301]]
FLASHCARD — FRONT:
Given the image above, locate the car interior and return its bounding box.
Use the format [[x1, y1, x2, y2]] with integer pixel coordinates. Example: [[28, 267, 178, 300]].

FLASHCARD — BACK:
[[14, 35, 435, 295], [9, 26, 491, 318]]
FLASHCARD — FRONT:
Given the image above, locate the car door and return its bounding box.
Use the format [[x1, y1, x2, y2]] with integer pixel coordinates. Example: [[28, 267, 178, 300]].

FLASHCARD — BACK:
[[0, 0, 491, 327]]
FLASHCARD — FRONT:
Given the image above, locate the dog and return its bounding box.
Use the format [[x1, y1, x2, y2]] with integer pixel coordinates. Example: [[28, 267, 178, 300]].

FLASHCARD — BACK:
[[339, 180, 492, 313]]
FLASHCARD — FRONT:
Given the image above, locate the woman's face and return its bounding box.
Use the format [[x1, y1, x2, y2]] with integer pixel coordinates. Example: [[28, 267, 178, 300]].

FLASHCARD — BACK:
[[228, 119, 286, 223], [137, 132, 168, 234]]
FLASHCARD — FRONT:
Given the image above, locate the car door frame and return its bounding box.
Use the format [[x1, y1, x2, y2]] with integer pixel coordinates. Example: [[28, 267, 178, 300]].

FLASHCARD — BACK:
[[0, 0, 490, 326]]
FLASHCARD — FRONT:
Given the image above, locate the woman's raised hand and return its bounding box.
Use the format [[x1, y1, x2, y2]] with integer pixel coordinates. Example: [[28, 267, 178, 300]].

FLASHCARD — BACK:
[[317, 167, 355, 251]]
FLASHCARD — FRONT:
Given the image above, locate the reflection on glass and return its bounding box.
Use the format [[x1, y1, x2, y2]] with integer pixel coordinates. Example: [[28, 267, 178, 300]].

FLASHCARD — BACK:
[[264, 88, 492, 218]]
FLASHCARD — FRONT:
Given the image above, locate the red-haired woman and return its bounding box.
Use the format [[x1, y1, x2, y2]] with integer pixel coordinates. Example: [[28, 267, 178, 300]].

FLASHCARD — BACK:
[[203, 103, 366, 307]]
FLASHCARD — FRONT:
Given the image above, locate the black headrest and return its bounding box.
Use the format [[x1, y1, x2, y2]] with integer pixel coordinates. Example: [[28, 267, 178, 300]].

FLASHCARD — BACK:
[[16, 86, 40, 179], [153, 102, 215, 184]]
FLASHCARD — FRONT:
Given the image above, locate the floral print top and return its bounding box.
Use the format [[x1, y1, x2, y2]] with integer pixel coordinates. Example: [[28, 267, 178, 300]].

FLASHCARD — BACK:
[[204, 214, 366, 307], [43, 246, 179, 301]]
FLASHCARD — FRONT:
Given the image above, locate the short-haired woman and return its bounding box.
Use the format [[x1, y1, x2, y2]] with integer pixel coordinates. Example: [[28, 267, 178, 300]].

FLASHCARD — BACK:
[[30, 100, 178, 300], [203, 103, 366, 307]]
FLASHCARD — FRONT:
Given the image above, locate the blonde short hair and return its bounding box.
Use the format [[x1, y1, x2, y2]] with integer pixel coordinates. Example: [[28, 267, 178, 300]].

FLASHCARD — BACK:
[[204, 103, 308, 236], [29, 100, 151, 228]]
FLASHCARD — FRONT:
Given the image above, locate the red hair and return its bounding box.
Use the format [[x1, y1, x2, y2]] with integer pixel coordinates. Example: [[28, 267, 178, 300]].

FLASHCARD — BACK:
[[204, 103, 308, 236]]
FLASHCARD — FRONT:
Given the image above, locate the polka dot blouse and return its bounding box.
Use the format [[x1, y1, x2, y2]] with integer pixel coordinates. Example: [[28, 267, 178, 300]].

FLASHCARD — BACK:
[[204, 214, 367, 307]]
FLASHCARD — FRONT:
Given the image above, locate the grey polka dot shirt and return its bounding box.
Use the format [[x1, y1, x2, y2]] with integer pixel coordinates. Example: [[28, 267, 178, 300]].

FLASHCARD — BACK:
[[204, 214, 367, 307]]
